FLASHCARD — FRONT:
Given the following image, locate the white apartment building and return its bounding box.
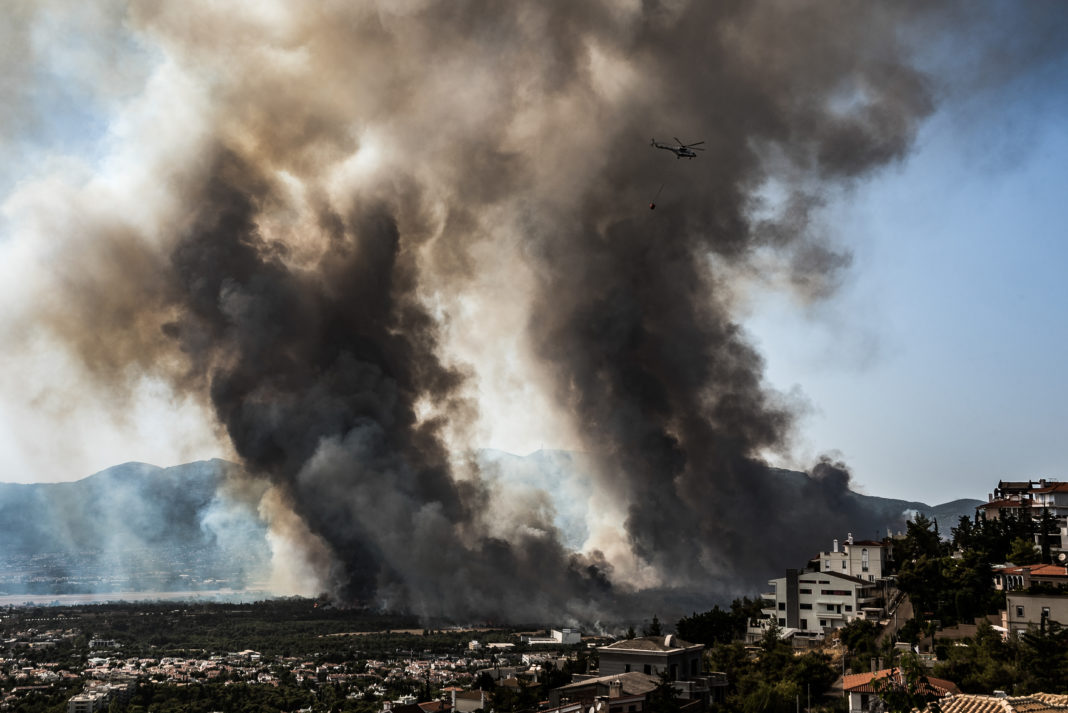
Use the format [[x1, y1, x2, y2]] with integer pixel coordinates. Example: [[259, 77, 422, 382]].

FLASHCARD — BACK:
[[748, 568, 881, 642], [815, 534, 888, 582]]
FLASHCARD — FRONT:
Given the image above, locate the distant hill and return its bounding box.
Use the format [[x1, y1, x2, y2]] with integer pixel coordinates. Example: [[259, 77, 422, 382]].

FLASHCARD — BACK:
[[0, 460, 271, 595], [0, 453, 982, 597]]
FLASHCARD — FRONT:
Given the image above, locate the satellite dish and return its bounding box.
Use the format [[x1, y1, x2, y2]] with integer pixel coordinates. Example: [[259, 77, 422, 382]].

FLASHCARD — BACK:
[[1058, 552, 1067, 563]]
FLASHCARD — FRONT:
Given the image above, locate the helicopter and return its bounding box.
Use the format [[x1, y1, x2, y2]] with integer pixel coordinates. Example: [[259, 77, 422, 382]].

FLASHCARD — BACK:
[[651, 137, 705, 159]]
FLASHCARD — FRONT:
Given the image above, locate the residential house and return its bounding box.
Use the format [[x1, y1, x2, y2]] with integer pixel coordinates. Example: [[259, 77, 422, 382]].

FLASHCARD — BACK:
[[597, 635, 703, 681], [554, 636, 723, 710], [842, 668, 958, 713], [550, 671, 659, 708]]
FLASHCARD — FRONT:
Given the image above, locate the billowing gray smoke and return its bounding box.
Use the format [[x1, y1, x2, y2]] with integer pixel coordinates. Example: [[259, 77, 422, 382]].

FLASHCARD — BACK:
[[8, 1, 1067, 622]]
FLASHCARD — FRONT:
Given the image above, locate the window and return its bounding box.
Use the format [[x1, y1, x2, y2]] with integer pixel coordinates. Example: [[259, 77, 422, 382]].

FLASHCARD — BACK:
[[778, 618, 786, 627], [625, 664, 631, 673], [800, 603, 812, 610], [861, 548, 869, 572], [820, 620, 827, 627], [799, 588, 812, 594], [869, 575, 875, 582], [845, 605, 853, 612], [1016, 606, 1025, 617], [1042, 607, 1051, 617], [800, 620, 807, 630], [824, 560, 830, 570], [778, 602, 785, 611], [842, 560, 847, 569], [644, 664, 651, 675], [691, 659, 698, 676]]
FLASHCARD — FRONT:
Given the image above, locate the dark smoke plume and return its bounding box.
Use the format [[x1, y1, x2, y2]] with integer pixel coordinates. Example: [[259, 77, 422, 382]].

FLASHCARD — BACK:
[[8, 1, 1068, 622]]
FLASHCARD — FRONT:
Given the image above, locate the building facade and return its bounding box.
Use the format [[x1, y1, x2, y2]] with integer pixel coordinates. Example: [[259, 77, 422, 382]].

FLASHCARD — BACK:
[[1002, 592, 1068, 637], [815, 534, 888, 582], [749, 569, 881, 643]]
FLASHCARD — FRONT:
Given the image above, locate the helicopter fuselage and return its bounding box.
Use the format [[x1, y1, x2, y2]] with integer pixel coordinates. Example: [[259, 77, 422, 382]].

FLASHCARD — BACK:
[[651, 139, 699, 159]]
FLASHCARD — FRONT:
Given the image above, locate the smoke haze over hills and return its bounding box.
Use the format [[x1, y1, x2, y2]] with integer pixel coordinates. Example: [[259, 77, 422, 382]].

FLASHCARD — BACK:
[[0, 454, 981, 618], [1, 2, 1064, 621]]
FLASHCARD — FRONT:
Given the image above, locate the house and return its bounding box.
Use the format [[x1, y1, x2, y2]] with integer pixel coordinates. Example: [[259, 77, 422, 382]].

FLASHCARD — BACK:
[[597, 635, 703, 681], [815, 534, 889, 582], [842, 668, 958, 713], [1002, 591, 1068, 636], [748, 569, 881, 643]]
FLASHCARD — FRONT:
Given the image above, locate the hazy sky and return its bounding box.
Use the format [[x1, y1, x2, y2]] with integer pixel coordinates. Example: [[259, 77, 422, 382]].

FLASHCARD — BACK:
[[1, 1, 1066, 507]]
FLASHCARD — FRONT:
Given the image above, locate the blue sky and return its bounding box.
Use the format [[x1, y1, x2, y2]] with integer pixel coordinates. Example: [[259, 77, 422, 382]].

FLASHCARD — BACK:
[[746, 49, 1068, 502], [1, 3, 1066, 507]]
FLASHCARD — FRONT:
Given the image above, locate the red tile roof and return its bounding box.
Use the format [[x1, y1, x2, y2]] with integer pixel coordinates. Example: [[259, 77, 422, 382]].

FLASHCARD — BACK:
[[1027, 565, 1068, 578], [842, 668, 958, 696], [930, 693, 1068, 713]]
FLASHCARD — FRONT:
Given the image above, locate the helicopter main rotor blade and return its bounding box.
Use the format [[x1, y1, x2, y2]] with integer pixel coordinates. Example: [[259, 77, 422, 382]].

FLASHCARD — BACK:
[[684, 141, 706, 147]]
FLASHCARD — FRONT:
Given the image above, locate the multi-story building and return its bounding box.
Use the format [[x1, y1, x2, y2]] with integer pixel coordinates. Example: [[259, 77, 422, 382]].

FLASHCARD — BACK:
[[748, 569, 881, 643], [67, 691, 109, 713], [815, 535, 888, 582]]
